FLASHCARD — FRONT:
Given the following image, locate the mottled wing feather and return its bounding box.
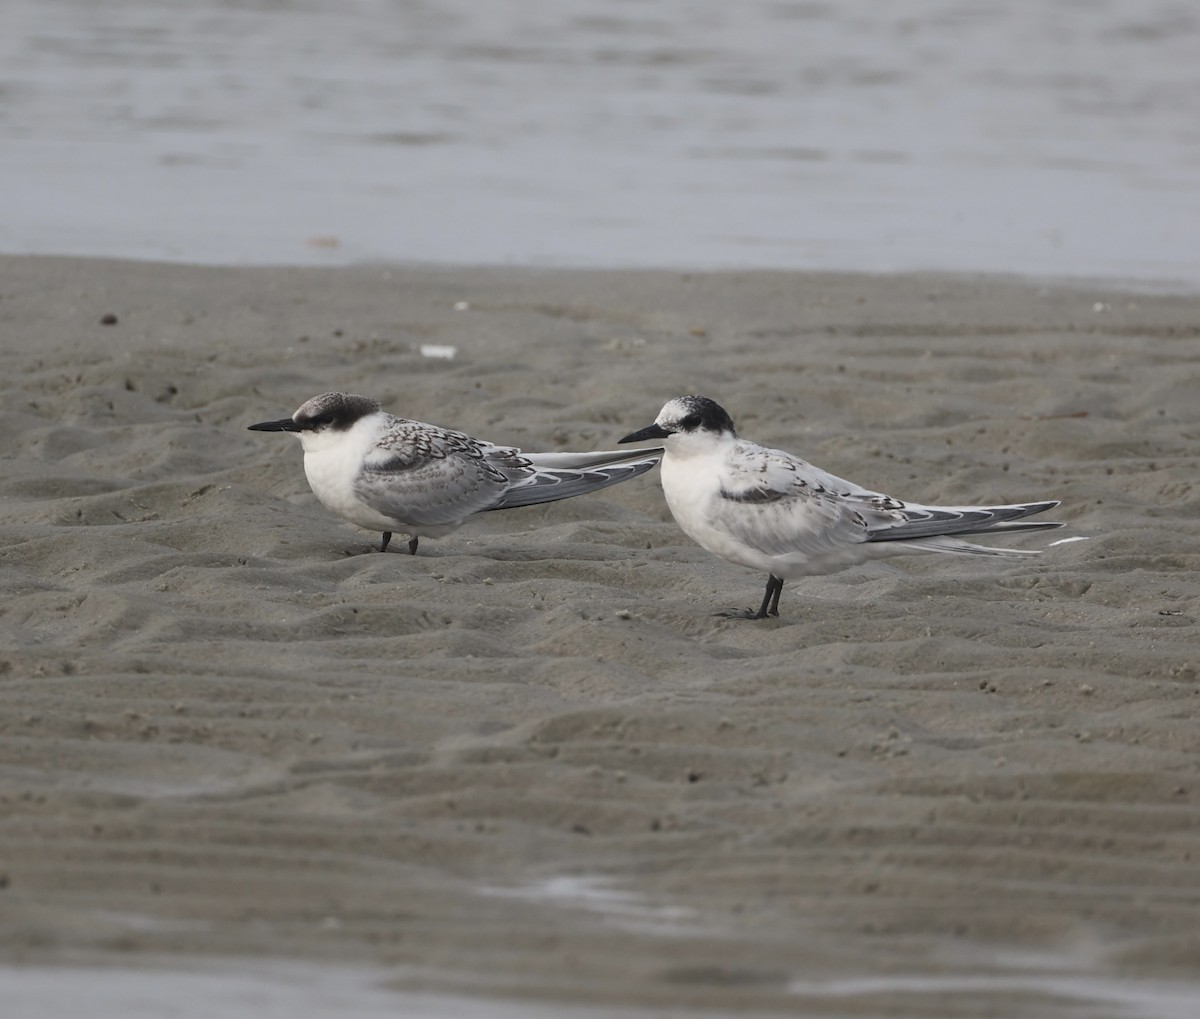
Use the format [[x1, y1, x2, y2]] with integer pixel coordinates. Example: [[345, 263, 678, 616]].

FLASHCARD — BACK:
[[710, 444, 884, 557], [713, 442, 1061, 556], [353, 420, 528, 526]]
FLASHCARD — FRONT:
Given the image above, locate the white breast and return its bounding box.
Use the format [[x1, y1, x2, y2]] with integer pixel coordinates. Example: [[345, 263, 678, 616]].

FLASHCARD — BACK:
[[659, 437, 779, 575], [299, 414, 402, 531]]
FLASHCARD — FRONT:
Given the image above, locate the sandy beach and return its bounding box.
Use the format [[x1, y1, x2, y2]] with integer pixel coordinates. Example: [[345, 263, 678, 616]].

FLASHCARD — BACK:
[[2, 255, 1199, 1016]]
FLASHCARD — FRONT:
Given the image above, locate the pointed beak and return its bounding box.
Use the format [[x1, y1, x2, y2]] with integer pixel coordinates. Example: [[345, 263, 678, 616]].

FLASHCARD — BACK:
[[247, 417, 302, 432], [619, 423, 672, 444]]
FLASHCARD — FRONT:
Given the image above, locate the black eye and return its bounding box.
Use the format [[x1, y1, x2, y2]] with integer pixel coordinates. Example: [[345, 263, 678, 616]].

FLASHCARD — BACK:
[[679, 414, 701, 429], [301, 412, 333, 430]]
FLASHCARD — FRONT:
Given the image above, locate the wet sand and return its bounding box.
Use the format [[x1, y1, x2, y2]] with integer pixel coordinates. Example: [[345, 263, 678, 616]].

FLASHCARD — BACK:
[[2, 256, 1199, 1016]]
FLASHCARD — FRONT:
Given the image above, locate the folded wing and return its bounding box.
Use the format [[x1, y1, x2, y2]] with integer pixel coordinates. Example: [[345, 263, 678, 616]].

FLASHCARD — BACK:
[[711, 443, 1061, 559], [353, 422, 517, 526], [489, 447, 663, 510], [711, 444, 875, 558], [354, 424, 663, 524]]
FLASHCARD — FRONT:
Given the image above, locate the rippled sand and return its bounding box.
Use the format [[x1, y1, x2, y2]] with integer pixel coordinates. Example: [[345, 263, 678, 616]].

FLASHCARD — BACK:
[[2, 257, 1199, 1016]]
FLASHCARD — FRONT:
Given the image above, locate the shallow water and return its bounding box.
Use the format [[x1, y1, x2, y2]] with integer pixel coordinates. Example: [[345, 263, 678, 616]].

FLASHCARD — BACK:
[[5, 958, 1199, 1019], [2, 0, 1198, 283]]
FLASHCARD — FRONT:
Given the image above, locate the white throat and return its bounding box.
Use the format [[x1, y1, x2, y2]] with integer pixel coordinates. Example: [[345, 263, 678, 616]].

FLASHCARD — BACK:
[[663, 427, 734, 463]]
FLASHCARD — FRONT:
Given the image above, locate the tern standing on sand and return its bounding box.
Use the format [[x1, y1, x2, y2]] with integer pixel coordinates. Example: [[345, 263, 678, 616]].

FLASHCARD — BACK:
[[249, 392, 662, 555], [620, 395, 1062, 619]]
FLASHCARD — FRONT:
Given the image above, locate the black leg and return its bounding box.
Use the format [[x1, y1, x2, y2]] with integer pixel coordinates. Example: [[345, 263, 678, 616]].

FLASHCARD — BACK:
[[765, 575, 783, 617], [380, 531, 392, 553], [750, 575, 781, 620], [715, 575, 784, 620], [407, 536, 419, 555]]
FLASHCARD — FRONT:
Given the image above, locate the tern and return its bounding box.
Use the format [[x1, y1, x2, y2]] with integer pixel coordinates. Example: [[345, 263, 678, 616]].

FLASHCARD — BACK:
[[249, 392, 662, 554], [620, 395, 1062, 619]]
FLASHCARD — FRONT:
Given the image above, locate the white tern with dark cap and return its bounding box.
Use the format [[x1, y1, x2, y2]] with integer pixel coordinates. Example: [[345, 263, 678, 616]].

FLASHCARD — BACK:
[[250, 392, 662, 555], [620, 395, 1062, 619]]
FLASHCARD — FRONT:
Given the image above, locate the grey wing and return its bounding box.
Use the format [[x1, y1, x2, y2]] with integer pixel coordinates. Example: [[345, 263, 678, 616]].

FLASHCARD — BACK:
[[711, 444, 878, 556], [862, 500, 1062, 543], [488, 447, 663, 510], [713, 443, 1062, 557], [353, 422, 515, 526]]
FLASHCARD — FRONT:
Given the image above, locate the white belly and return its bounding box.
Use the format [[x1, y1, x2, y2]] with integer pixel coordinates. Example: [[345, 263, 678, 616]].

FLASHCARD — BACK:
[[302, 446, 398, 532], [660, 450, 873, 579], [660, 453, 775, 573]]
